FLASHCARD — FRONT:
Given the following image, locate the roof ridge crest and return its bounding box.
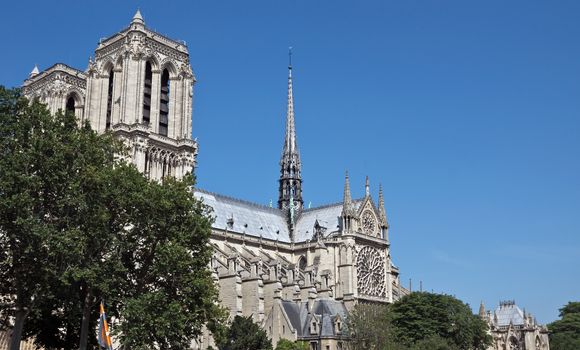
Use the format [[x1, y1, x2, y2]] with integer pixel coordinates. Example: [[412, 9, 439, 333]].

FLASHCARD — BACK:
[[195, 188, 285, 213]]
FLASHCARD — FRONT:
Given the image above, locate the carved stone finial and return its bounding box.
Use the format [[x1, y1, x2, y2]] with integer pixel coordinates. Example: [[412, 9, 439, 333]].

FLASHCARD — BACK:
[[479, 301, 486, 318], [132, 9, 145, 25], [378, 184, 388, 227], [365, 176, 370, 197], [29, 65, 40, 78], [342, 171, 354, 217]]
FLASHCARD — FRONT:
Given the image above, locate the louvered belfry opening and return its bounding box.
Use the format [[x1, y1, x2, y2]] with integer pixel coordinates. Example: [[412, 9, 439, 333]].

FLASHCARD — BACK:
[[105, 68, 114, 130], [142, 61, 152, 125], [65, 95, 75, 115], [159, 68, 170, 136]]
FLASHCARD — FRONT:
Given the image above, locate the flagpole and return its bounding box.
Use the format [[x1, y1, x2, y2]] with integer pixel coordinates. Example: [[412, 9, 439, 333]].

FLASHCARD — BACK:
[[99, 300, 113, 350]]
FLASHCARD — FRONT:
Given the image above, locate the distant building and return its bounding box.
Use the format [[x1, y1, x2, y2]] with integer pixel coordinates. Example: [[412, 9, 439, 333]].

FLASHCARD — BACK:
[[22, 11, 408, 350], [479, 301, 550, 350]]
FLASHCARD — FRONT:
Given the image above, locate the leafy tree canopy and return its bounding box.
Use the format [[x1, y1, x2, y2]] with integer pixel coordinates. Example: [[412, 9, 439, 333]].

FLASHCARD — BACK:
[[216, 315, 272, 350], [391, 292, 490, 350], [275, 338, 309, 350], [0, 86, 224, 350], [548, 302, 580, 350], [346, 303, 403, 350], [346, 292, 490, 350]]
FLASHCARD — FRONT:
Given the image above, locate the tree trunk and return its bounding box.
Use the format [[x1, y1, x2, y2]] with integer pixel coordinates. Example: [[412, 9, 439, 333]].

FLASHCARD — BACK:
[[78, 286, 93, 350], [9, 306, 28, 350]]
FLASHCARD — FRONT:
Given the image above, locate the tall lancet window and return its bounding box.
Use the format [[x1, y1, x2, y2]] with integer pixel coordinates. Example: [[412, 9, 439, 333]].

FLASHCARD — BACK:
[[105, 68, 114, 130], [142, 62, 152, 124], [159, 69, 170, 136], [65, 96, 75, 115]]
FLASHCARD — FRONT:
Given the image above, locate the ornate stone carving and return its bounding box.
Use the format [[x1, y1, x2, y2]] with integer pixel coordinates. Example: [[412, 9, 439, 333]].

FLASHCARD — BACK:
[[361, 210, 377, 236], [146, 37, 188, 62], [23, 66, 87, 97], [356, 246, 386, 297]]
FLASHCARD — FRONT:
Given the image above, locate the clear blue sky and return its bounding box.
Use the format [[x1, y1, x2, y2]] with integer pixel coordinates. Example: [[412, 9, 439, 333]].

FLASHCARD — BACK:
[[1, 1, 579, 324]]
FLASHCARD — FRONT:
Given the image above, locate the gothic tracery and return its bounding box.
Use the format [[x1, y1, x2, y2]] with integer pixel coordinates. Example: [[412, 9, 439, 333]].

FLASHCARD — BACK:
[[356, 246, 386, 298]]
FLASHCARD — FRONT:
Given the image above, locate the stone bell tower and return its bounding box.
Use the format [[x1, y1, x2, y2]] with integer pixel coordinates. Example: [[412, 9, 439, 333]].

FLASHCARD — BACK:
[[84, 10, 197, 180]]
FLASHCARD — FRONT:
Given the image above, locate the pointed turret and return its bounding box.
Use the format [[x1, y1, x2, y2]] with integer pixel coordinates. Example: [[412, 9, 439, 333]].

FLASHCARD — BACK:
[[341, 171, 355, 233], [342, 171, 354, 216], [378, 184, 388, 227], [132, 9, 145, 25], [278, 49, 303, 215], [479, 301, 486, 318], [365, 176, 370, 197], [29, 65, 39, 78]]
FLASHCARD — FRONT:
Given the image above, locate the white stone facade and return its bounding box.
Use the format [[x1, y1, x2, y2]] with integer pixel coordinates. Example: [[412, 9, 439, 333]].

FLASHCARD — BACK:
[[22, 10, 197, 181]]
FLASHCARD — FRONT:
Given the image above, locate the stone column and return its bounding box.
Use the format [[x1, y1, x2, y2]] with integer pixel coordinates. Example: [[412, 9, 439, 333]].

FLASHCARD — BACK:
[[150, 69, 161, 133], [241, 261, 265, 322], [112, 67, 123, 125], [168, 77, 179, 138], [218, 257, 243, 319]]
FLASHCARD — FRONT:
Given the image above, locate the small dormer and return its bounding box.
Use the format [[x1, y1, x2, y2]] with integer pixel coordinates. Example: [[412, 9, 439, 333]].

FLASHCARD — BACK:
[[313, 219, 327, 240], [310, 315, 320, 335], [334, 314, 343, 335]]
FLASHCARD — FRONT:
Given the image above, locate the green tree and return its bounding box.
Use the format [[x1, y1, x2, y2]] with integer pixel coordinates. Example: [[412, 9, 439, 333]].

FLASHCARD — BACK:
[[0, 86, 224, 349], [0, 86, 95, 350], [115, 173, 225, 349], [345, 303, 403, 350], [275, 338, 309, 350], [410, 335, 458, 350], [391, 292, 491, 350], [548, 302, 580, 350], [216, 315, 273, 350]]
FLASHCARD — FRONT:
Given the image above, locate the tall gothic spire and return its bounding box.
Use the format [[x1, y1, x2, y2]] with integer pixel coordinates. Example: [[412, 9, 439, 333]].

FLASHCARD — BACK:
[[378, 184, 388, 227], [278, 48, 303, 214], [479, 301, 486, 318], [342, 171, 353, 216], [341, 171, 355, 233], [284, 49, 297, 159]]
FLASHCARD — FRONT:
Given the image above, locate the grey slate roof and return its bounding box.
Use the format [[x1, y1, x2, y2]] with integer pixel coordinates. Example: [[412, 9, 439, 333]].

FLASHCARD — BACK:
[[281, 299, 348, 338], [195, 189, 364, 243], [494, 303, 525, 326], [194, 189, 291, 242], [294, 200, 362, 242]]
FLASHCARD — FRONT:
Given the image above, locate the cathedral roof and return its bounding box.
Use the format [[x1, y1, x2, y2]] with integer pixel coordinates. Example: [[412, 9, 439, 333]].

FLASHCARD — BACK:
[[494, 301, 525, 326], [294, 200, 363, 242], [194, 189, 365, 243], [281, 299, 348, 338], [194, 189, 291, 242]]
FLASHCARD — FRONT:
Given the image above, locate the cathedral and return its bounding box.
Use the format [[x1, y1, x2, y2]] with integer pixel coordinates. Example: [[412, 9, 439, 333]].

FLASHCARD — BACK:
[[21, 11, 406, 349], [18, 11, 551, 350], [480, 301, 550, 350]]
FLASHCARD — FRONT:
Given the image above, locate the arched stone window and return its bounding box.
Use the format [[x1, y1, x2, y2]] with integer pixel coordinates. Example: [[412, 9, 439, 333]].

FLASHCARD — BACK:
[[535, 336, 542, 349], [509, 337, 519, 350], [142, 61, 152, 124], [159, 68, 170, 136], [298, 256, 307, 272], [65, 95, 76, 115], [105, 68, 114, 130]]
